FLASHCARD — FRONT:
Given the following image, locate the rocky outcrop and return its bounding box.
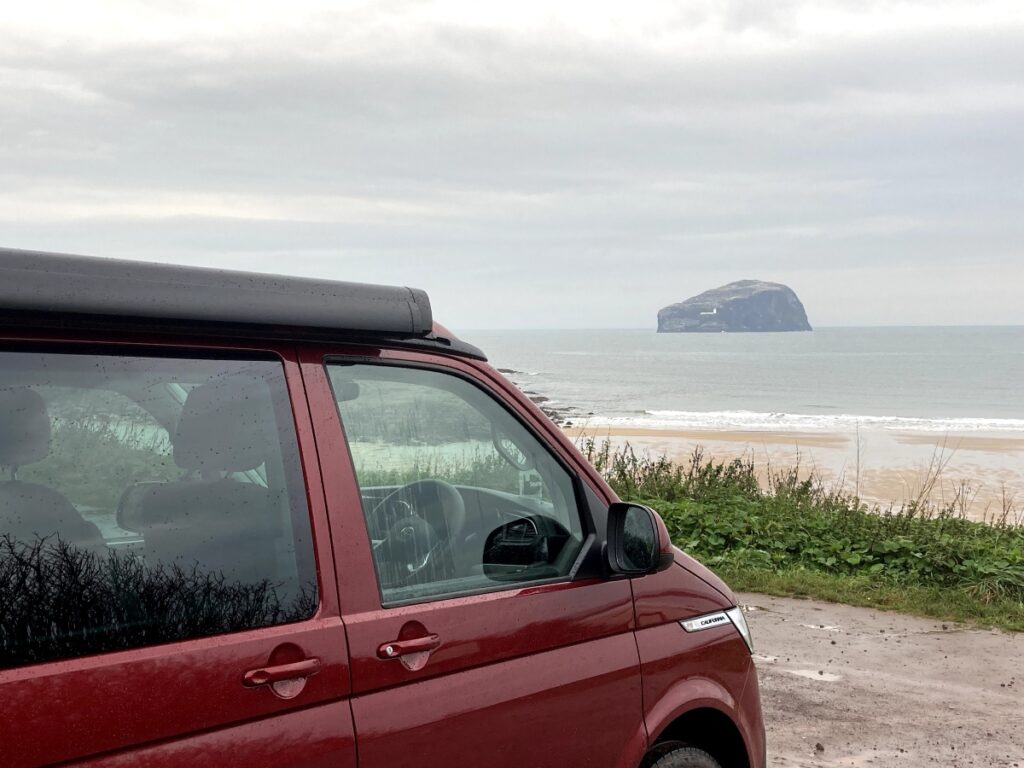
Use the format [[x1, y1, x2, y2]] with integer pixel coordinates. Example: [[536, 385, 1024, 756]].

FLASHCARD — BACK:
[[657, 280, 812, 333]]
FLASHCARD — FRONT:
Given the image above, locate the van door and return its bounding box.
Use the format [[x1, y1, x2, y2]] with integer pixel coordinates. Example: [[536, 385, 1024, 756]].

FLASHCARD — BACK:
[[0, 340, 354, 768], [302, 347, 647, 768]]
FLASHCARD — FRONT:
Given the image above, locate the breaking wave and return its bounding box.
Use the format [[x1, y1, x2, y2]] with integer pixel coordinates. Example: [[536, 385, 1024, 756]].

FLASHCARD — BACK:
[[584, 410, 1024, 433]]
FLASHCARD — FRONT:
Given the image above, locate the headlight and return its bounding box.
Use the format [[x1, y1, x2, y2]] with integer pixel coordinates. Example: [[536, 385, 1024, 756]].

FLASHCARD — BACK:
[[725, 606, 753, 653]]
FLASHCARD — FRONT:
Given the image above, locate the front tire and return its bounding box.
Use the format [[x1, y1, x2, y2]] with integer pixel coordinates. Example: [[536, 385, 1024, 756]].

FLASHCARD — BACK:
[[650, 746, 723, 768]]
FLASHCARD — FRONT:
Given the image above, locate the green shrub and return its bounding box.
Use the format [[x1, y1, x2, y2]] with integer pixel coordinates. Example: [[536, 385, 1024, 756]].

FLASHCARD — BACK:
[[580, 439, 1024, 626], [354, 448, 523, 494]]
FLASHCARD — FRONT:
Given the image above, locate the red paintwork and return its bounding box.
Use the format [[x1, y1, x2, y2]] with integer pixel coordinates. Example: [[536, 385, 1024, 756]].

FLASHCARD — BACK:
[[343, 578, 635, 693], [2, 328, 764, 768], [674, 548, 737, 606], [636, 622, 754, 748], [633, 563, 764, 763], [74, 702, 356, 768], [737, 657, 767, 764], [632, 561, 733, 630], [353, 632, 647, 768], [654, 508, 674, 561]]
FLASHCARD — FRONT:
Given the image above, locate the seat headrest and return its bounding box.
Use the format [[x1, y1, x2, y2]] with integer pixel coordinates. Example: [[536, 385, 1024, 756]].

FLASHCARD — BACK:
[[173, 376, 272, 473], [0, 388, 51, 467]]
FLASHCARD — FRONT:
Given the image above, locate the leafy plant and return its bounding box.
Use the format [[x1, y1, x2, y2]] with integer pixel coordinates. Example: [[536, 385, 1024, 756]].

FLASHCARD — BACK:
[[579, 438, 1024, 629]]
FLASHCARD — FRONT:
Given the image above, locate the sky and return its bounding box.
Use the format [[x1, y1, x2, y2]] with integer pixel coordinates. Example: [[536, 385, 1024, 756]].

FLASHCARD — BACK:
[[2, 0, 1022, 331]]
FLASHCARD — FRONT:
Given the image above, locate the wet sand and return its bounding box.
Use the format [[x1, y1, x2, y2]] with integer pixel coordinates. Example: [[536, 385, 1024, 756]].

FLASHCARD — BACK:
[[564, 426, 1024, 522]]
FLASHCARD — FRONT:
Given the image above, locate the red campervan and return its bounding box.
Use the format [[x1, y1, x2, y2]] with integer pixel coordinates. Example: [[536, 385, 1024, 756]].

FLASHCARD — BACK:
[[0, 250, 765, 768]]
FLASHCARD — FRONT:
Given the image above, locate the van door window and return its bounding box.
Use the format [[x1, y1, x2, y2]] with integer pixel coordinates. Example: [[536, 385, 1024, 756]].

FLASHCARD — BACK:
[[327, 363, 587, 605], [0, 351, 317, 670]]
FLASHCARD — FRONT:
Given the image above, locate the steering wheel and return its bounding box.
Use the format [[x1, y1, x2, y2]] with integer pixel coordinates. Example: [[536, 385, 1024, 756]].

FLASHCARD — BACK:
[[370, 479, 467, 584]]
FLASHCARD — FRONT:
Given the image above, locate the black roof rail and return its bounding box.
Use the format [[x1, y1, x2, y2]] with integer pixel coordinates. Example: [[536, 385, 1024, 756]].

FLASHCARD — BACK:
[[0, 248, 485, 360]]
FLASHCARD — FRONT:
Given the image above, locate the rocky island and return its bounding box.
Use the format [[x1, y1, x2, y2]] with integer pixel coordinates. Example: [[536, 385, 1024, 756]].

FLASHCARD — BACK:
[[657, 279, 812, 333]]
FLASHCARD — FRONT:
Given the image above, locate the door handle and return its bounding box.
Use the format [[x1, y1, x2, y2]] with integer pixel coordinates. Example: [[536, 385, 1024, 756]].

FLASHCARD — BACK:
[[377, 633, 441, 659], [243, 657, 322, 688]]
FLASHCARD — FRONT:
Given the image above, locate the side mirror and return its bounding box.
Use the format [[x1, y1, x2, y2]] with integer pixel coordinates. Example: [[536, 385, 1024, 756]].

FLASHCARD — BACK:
[[482, 517, 563, 581], [606, 502, 674, 575]]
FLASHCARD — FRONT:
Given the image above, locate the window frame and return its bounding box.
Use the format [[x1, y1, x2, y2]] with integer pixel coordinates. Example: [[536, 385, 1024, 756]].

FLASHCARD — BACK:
[[323, 355, 598, 607], [0, 339, 327, 669]]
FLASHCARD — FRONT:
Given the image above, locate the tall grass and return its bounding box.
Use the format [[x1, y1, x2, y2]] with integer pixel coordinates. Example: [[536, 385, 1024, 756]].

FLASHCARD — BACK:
[[579, 438, 1024, 626], [354, 448, 524, 494], [18, 394, 179, 512]]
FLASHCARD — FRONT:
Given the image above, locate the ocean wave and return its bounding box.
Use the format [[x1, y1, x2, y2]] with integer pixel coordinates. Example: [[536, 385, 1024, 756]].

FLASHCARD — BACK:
[[583, 410, 1024, 433]]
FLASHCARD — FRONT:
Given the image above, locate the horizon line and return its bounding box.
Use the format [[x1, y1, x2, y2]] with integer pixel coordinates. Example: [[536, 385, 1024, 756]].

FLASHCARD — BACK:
[[457, 324, 1024, 332]]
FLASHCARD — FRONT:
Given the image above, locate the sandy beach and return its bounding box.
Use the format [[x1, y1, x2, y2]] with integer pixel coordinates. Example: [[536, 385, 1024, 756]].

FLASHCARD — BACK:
[[564, 425, 1024, 523]]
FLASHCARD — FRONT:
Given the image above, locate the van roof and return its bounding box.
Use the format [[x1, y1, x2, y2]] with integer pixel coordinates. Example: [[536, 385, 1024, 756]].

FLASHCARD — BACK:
[[0, 248, 485, 360]]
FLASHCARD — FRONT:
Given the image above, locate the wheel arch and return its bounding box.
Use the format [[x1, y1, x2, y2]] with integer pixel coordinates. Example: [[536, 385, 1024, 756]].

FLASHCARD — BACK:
[[642, 674, 751, 768], [642, 706, 750, 768]]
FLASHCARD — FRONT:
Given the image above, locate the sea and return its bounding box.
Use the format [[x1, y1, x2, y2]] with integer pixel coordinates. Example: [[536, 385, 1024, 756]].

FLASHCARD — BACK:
[[459, 327, 1024, 433]]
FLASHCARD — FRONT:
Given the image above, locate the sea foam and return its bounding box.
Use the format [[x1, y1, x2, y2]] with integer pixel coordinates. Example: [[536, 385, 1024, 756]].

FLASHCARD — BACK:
[[584, 410, 1024, 433]]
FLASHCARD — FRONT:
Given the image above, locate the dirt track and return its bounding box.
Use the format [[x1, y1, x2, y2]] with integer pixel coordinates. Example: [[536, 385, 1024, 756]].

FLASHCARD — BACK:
[[739, 592, 1023, 767]]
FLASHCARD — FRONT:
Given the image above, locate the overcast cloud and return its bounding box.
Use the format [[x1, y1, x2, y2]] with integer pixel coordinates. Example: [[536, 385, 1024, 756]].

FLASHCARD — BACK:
[[2, 1, 1022, 330]]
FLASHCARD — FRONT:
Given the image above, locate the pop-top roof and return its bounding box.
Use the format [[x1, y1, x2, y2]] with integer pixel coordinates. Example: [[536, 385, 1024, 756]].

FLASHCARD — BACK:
[[0, 248, 484, 359]]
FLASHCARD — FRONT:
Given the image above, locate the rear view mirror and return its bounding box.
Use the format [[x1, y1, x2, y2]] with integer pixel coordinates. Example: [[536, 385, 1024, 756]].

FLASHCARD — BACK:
[[491, 423, 534, 471], [333, 378, 360, 402], [606, 502, 674, 575]]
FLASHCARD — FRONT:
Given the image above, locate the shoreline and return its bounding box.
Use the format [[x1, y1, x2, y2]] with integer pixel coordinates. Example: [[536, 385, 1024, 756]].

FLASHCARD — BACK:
[[564, 426, 850, 448], [562, 424, 1024, 522]]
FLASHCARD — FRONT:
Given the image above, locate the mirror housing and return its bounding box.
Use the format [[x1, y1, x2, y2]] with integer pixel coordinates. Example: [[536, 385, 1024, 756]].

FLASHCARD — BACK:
[[482, 517, 564, 582], [606, 502, 675, 575]]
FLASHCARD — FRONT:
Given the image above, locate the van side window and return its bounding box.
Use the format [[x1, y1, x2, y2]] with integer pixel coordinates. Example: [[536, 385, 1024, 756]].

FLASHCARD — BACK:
[[0, 351, 318, 670], [327, 363, 586, 605]]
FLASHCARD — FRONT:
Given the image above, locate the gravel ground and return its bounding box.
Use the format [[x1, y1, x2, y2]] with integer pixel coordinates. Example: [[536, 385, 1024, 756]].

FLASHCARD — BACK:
[[738, 592, 1023, 767]]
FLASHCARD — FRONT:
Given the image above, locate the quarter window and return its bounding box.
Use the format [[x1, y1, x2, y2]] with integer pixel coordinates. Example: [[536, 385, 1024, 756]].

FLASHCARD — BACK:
[[328, 363, 587, 604], [0, 350, 317, 669]]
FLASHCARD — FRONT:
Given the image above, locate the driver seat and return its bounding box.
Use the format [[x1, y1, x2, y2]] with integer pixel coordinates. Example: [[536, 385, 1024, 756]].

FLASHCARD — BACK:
[[373, 479, 468, 589]]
